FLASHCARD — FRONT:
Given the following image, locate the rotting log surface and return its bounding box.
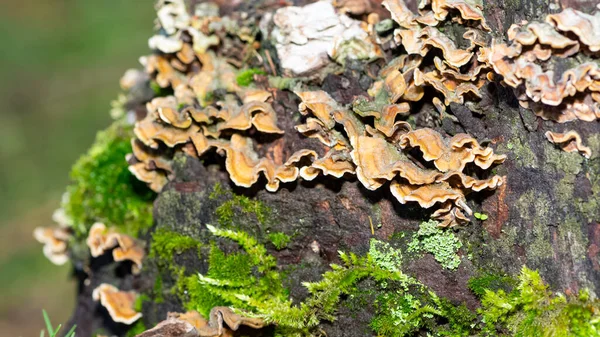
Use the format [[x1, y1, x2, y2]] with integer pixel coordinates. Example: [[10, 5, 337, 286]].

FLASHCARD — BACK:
[[64, 0, 600, 336]]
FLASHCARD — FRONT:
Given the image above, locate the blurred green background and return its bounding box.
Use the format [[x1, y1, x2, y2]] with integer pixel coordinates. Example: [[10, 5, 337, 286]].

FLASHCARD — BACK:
[[0, 1, 153, 335]]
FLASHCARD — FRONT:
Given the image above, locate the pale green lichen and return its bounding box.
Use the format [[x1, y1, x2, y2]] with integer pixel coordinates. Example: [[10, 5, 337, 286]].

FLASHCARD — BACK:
[[501, 136, 538, 169], [369, 239, 403, 273], [408, 220, 462, 270], [545, 142, 584, 175], [586, 134, 600, 159], [515, 190, 553, 263]]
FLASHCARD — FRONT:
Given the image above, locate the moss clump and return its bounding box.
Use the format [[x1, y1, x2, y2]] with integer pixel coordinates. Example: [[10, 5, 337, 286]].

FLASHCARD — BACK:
[[236, 68, 266, 86], [63, 121, 154, 237], [268, 232, 291, 250], [176, 271, 225, 318], [408, 220, 463, 270], [186, 228, 478, 336], [468, 272, 516, 297], [480, 267, 600, 336], [149, 228, 202, 262], [211, 183, 272, 227], [188, 225, 287, 319]]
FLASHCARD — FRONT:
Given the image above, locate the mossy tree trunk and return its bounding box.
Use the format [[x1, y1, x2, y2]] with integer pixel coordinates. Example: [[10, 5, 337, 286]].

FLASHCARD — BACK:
[[65, 0, 600, 336]]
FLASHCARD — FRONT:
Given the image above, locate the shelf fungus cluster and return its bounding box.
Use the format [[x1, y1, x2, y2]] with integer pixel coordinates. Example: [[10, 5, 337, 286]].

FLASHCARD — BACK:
[[364, 0, 492, 118], [296, 90, 505, 227], [92, 283, 142, 325], [119, 0, 507, 228], [136, 308, 264, 337], [33, 208, 73, 265], [86, 223, 145, 274], [129, 0, 320, 193], [490, 8, 600, 123]]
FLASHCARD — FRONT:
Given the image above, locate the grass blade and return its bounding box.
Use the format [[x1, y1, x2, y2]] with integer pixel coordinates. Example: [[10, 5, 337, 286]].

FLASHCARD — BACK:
[[65, 324, 77, 337], [42, 310, 54, 336]]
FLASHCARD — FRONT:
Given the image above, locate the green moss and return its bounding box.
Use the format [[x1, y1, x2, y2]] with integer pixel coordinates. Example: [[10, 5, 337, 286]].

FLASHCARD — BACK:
[[190, 225, 287, 319], [153, 224, 600, 336], [133, 294, 150, 312], [149, 228, 202, 262], [268, 232, 291, 250], [63, 121, 154, 237], [153, 275, 164, 304], [480, 267, 600, 336], [184, 226, 479, 336], [468, 273, 517, 297], [408, 220, 463, 270], [236, 68, 266, 86], [176, 272, 226, 318], [212, 184, 272, 227]]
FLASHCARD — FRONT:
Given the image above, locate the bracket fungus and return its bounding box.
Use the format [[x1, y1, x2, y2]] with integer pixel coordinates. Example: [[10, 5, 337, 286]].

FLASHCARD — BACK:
[[295, 90, 506, 227], [489, 8, 600, 123], [118, 0, 507, 227], [362, 0, 491, 121], [33, 225, 71, 266], [545, 130, 592, 159], [33, 208, 73, 265], [86, 223, 145, 274], [136, 308, 264, 337], [135, 316, 198, 337], [92, 283, 142, 325]]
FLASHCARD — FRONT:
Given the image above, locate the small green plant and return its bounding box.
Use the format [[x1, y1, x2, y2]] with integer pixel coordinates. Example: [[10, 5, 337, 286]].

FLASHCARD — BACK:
[[474, 212, 489, 221], [40, 310, 76, 337]]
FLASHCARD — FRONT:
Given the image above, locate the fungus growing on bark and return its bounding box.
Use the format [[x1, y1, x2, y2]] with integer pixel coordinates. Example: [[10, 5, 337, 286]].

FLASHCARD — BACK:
[[33, 226, 71, 265], [92, 283, 142, 325], [121, 0, 506, 227], [136, 308, 264, 337], [545, 130, 592, 158], [296, 90, 505, 226], [86, 223, 144, 274], [135, 316, 197, 337], [363, 0, 491, 120], [33, 207, 73, 265], [489, 8, 600, 122]]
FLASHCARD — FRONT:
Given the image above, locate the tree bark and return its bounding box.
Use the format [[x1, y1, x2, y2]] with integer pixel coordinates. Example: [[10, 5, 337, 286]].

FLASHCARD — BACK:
[[65, 0, 600, 336]]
